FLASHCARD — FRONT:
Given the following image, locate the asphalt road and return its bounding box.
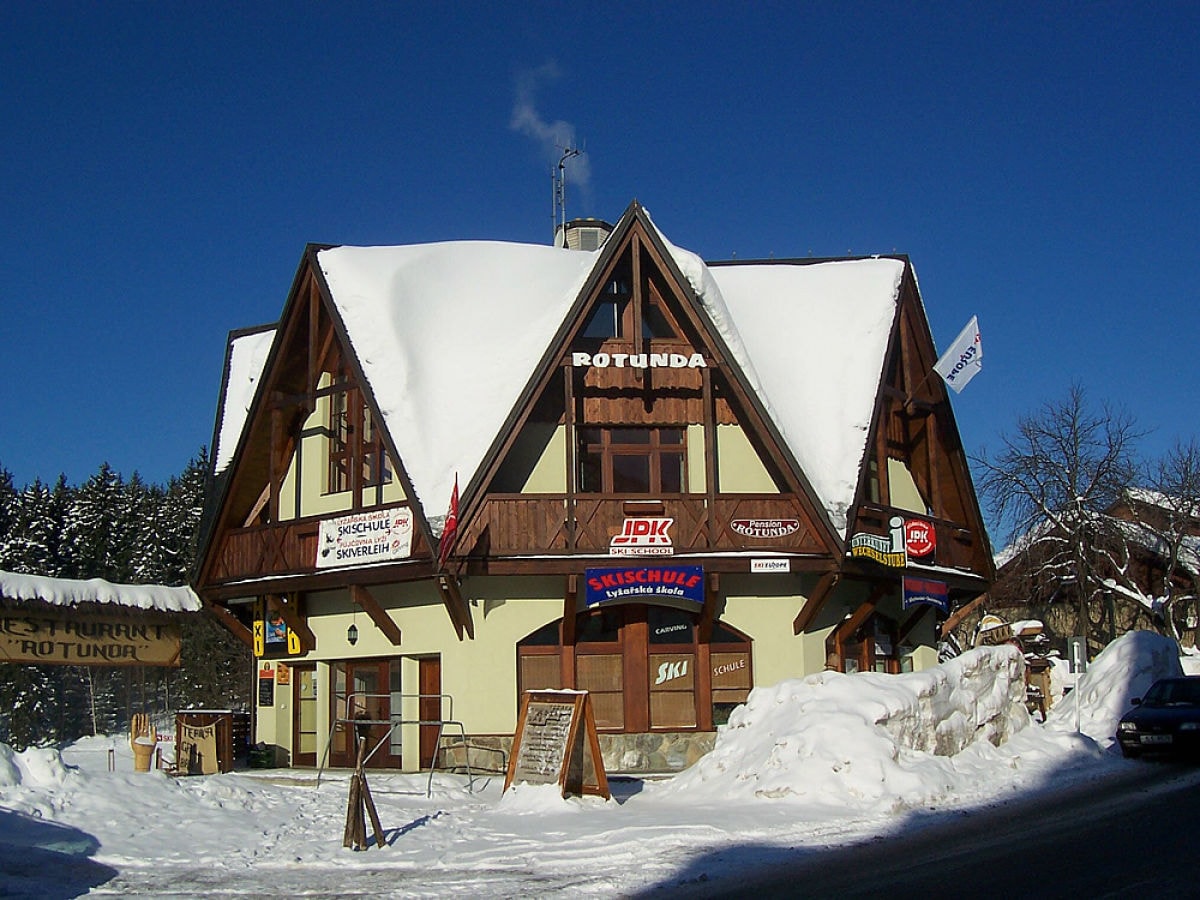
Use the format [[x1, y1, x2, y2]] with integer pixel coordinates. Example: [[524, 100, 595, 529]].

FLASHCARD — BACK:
[[647, 761, 1200, 899]]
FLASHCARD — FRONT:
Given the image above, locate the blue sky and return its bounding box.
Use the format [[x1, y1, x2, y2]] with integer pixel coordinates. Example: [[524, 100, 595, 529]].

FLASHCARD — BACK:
[[3, 3, 1197, 516]]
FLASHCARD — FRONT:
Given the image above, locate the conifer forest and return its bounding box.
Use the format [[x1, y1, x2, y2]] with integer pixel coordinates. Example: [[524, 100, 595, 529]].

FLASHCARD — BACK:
[[0, 451, 251, 750]]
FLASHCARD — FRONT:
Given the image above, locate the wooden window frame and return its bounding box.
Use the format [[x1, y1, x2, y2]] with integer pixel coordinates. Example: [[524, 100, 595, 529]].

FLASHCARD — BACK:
[[578, 426, 687, 495]]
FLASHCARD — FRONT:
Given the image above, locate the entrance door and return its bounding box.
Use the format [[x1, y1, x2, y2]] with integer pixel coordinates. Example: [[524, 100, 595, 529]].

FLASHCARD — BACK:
[[418, 656, 441, 769], [292, 664, 317, 767], [330, 658, 402, 768]]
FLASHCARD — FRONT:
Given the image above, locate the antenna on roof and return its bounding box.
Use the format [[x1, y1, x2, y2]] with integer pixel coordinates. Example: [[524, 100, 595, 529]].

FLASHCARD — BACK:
[[552, 144, 582, 246]]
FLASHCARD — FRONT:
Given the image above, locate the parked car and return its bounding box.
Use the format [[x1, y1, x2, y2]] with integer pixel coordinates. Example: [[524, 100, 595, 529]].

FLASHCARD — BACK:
[[1117, 676, 1200, 758]]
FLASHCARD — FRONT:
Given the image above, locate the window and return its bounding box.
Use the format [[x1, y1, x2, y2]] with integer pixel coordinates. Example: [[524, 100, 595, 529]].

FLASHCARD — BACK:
[[327, 383, 351, 494], [326, 378, 393, 497], [517, 606, 753, 733], [579, 272, 678, 341], [578, 427, 686, 494]]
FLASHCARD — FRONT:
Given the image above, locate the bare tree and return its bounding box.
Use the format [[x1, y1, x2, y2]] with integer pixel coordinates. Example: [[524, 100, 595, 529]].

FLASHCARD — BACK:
[[974, 385, 1143, 654], [1132, 440, 1200, 639]]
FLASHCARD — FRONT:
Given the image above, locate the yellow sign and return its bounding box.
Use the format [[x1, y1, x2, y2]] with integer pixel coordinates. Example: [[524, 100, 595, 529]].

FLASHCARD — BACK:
[[253, 619, 265, 657], [0, 608, 182, 667]]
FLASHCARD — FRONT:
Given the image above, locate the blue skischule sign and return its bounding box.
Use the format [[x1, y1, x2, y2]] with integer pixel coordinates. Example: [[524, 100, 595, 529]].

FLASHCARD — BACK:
[[903, 576, 949, 613], [585, 565, 705, 607]]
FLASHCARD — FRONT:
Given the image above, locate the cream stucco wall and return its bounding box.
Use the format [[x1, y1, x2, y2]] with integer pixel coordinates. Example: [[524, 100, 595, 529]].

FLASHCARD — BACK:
[[715, 425, 777, 493], [521, 426, 567, 492], [887, 457, 926, 515], [268, 577, 567, 771]]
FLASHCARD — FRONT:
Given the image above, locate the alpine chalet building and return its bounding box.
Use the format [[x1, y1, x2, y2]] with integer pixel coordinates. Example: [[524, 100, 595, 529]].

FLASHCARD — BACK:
[[193, 202, 993, 773]]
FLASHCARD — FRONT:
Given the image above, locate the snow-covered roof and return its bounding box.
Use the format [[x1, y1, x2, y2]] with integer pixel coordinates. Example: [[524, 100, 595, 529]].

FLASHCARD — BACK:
[[704, 259, 903, 532], [0, 569, 203, 613], [317, 240, 599, 522], [217, 214, 908, 537], [214, 328, 275, 475]]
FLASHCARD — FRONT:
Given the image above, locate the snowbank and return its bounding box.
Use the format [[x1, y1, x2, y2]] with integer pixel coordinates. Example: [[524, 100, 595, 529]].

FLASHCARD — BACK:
[[0, 632, 1183, 897], [1045, 630, 1182, 742], [656, 645, 1029, 812]]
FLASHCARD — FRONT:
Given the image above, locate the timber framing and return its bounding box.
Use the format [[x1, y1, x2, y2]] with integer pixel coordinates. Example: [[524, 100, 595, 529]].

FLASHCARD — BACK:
[[193, 199, 994, 666]]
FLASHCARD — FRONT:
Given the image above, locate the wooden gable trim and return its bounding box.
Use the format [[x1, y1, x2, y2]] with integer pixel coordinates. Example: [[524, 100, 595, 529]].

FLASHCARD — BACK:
[[456, 200, 842, 563], [630, 210, 844, 557], [455, 205, 643, 534], [350, 584, 402, 646], [303, 247, 443, 567], [197, 246, 475, 639], [849, 265, 995, 582]]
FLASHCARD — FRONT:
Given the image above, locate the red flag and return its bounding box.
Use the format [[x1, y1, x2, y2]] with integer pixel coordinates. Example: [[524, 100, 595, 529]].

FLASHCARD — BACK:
[[437, 475, 459, 570]]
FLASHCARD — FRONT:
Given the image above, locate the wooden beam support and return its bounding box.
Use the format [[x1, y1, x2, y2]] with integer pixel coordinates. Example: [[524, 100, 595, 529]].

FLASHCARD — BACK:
[[350, 584, 402, 646], [562, 574, 578, 646], [827, 584, 887, 662], [898, 603, 931, 645], [202, 597, 254, 648], [793, 569, 840, 635], [940, 591, 989, 638], [436, 575, 474, 640], [698, 572, 720, 643]]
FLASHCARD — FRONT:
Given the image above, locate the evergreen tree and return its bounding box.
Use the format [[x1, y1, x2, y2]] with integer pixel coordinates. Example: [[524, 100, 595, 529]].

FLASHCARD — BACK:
[[62, 463, 130, 580], [0, 464, 16, 541], [0, 478, 69, 575]]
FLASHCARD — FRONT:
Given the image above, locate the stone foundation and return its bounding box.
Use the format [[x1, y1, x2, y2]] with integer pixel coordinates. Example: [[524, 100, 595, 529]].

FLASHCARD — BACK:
[[437, 731, 717, 776]]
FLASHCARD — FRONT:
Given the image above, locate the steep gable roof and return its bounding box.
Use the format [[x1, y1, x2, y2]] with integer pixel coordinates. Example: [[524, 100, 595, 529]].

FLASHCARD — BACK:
[[212, 325, 276, 475], [211, 206, 939, 544], [691, 257, 903, 534], [315, 241, 598, 518]]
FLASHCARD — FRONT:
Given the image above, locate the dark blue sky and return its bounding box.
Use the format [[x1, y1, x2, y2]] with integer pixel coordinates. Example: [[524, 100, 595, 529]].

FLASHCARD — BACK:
[[3, 2, 1197, 504]]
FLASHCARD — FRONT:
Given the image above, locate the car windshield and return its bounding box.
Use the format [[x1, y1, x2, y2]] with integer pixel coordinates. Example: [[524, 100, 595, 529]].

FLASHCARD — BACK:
[[1142, 679, 1200, 707]]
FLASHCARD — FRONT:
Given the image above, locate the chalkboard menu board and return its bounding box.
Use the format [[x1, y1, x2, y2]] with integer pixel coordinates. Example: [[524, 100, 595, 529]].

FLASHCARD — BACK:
[[504, 691, 609, 799], [258, 671, 275, 707]]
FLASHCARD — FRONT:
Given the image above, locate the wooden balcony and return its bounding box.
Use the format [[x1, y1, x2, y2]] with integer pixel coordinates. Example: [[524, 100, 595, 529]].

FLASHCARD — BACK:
[[207, 502, 420, 584], [851, 504, 986, 574], [462, 494, 827, 557]]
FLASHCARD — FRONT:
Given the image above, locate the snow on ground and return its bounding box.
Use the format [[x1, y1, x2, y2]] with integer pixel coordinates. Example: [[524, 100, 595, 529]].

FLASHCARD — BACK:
[[0, 632, 1185, 898]]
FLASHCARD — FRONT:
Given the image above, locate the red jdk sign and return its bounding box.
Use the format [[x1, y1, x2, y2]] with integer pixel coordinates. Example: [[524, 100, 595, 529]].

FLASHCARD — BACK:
[[904, 519, 936, 558], [609, 517, 674, 556]]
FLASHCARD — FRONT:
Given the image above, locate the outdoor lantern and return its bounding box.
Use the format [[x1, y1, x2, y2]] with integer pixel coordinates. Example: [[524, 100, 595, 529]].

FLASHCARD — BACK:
[[347, 623, 359, 646]]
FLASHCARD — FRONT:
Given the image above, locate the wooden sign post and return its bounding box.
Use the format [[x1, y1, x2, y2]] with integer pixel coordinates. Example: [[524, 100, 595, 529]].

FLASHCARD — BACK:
[[504, 690, 609, 800]]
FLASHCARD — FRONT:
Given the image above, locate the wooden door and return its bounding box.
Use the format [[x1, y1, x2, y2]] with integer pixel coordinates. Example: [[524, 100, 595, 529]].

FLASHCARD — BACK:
[[291, 664, 317, 767], [330, 658, 402, 768], [419, 656, 441, 769]]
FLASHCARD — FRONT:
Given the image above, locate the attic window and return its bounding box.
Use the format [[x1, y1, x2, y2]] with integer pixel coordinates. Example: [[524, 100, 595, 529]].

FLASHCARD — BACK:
[[580, 292, 676, 341]]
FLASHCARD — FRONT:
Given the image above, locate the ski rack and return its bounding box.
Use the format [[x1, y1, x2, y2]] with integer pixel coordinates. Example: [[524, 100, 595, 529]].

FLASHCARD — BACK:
[[315, 692, 491, 798]]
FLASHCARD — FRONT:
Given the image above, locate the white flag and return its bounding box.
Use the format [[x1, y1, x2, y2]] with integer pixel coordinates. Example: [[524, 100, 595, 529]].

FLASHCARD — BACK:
[[933, 316, 982, 393]]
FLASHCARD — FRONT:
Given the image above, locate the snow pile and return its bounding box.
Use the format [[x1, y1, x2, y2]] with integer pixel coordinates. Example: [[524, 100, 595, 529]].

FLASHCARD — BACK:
[[0, 632, 1186, 897], [1045, 630, 1182, 741], [657, 645, 1028, 812]]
